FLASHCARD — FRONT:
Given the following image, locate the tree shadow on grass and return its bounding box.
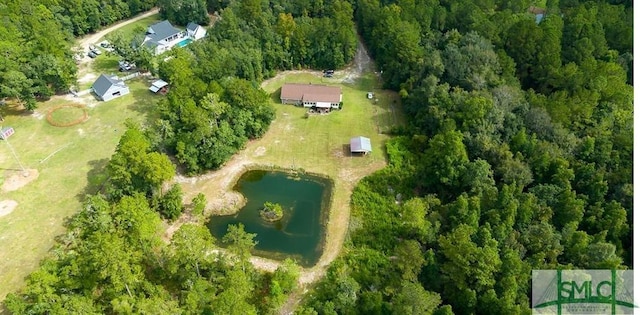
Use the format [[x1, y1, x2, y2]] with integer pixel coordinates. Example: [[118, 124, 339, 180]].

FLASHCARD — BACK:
[[0, 102, 31, 119], [269, 88, 282, 103], [128, 78, 163, 126], [76, 158, 110, 203]]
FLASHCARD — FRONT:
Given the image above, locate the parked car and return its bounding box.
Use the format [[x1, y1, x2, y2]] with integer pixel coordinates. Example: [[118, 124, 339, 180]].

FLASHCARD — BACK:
[[118, 60, 135, 71], [87, 51, 97, 58], [99, 41, 110, 48]]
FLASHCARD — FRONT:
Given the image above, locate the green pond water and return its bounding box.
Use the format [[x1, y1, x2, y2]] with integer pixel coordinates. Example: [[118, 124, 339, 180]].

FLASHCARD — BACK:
[[207, 170, 332, 267]]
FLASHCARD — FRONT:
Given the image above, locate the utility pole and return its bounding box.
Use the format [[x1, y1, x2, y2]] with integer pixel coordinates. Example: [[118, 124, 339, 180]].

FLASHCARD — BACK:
[[1, 127, 28, 176]]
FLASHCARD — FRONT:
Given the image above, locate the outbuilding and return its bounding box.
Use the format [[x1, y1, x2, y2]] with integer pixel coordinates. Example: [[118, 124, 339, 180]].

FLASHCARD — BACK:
[[91, 74, 129, 101], [149, 79, 169, 94], [350, 136, 372, 155]]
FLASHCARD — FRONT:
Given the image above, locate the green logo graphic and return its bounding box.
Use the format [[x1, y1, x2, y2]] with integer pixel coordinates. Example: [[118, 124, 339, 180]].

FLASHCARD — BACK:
[[532, 269, 635, 314]]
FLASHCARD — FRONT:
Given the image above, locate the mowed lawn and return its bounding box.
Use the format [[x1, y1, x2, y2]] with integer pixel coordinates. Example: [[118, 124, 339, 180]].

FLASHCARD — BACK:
[[257, 72, 401, 174], [99, 13, 161, 42], [0, 79, 161, 301]]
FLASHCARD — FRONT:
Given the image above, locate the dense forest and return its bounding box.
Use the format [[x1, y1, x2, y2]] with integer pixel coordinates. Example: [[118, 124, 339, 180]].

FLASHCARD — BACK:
[[0, 0, 156, 110], [3, 0, 634, 313], [302, 0, 633, 313]]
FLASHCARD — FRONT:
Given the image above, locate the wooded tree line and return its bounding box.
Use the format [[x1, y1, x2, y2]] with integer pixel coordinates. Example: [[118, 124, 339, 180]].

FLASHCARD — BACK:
[[159, 0, 357, 75], [303, 0, 632, 314], [0, 0, 156, 110]]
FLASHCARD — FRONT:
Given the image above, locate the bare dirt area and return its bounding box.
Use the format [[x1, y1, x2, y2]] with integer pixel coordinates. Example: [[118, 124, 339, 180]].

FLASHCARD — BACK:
[[1, 169, 39, 192], [341, 38, 374, 84], [0, 200, 18, 217]]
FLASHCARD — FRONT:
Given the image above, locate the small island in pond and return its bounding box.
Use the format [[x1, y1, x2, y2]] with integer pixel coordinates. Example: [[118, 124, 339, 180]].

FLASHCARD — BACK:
[[260, 202, 284, 222]]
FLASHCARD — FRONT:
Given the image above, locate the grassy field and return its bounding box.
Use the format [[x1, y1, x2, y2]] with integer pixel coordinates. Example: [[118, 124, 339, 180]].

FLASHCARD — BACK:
[[99, 13, 161, 43], [0, 79, 161, 301], [259, 72, 401, 169]]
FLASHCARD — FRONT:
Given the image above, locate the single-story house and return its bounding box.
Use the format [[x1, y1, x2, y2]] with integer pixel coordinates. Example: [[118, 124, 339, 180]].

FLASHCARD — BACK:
[[140, 20, 207, 55], [280, 83, 342, 109], [187, 22, 207, 40], [92, 74, 129, 101], [149, 79, 169, 94], [350, 136, 372, 155]]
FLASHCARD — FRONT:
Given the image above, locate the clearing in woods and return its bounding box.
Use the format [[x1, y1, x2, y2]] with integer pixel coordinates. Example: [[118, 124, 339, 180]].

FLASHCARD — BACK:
[[177, 39, 403, 297]]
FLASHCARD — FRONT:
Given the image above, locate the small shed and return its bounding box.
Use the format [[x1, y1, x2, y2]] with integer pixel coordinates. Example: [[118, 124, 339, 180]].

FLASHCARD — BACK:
[[149, 79, 169, 94], [92, 74, 129, 101], [350, 136, 372, 155]]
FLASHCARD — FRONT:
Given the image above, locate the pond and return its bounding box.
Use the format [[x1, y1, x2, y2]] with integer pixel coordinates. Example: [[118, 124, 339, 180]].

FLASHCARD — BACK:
[[207, 170, 332, 267]]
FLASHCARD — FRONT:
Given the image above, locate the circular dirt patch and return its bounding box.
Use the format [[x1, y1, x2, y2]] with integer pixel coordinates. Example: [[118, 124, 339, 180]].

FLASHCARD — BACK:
[[0, 200, 18, 217], [46, 104, 88, 127], [2, 169, 39, 192]]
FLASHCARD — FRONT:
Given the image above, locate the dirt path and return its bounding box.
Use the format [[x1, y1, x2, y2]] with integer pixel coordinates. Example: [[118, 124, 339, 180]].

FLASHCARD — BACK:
[[74, 8, 159, 69], [77, 8, 159, 50], [341, 37, 374, 84], [260, 37, 374, 89]]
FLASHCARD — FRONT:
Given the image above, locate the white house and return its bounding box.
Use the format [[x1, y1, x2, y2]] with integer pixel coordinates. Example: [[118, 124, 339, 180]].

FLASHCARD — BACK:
[[186, 22, 207, 40], [92, 74, 129, 101], [142, 20, 187, 55], [140, 20, 207, 55]]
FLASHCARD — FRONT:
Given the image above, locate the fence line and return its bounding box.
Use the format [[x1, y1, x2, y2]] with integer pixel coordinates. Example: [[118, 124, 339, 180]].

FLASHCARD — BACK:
[[120, 72, 140, 81]]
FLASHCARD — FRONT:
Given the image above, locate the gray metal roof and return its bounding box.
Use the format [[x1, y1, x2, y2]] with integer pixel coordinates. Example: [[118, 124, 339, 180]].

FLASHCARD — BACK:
[[350, 136, 372, 153], [92, 74, 126, 97], [147, 20, 181, 43], [186, 22, 199, 32]]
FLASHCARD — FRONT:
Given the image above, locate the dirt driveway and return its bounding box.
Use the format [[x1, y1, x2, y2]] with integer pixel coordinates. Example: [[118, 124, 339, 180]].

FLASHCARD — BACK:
[[75, 8, 159, 66]]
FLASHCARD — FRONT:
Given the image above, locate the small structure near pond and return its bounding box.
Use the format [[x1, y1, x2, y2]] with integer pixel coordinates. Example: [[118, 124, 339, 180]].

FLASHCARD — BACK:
[[91, 74, 129, 102], [350, 136, 372, 155]]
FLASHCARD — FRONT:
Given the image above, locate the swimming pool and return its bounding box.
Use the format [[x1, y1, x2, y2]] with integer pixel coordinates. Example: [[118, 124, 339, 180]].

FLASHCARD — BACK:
[[177, 38, 193, 48]]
